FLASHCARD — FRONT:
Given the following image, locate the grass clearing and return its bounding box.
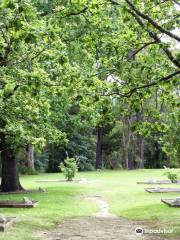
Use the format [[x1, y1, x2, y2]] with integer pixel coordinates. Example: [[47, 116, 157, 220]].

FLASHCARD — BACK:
[[0, 169, 180, 239]]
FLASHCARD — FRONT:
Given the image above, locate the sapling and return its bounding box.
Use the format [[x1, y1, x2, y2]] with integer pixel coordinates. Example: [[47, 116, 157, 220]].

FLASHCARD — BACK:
[[60, 157, 78, 181], [163, 166, 179, 183]]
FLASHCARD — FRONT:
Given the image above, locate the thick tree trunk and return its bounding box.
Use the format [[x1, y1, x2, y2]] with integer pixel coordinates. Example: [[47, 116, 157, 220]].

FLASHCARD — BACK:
[[27, 144, 35, 170], [0, 132, 23, 192], [1, 148, 23, 192], [96, 127, 103, 169]]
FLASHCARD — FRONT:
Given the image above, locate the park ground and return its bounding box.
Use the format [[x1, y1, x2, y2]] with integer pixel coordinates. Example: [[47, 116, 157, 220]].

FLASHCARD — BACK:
[[0, 169, 180, 240]]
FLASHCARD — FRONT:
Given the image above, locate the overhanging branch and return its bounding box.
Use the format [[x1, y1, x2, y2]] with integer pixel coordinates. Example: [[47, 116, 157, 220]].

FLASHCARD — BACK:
[[124, 0, 180, 42], [127, 41, 157, 59], [112, 70, 180, 97], [129, 10, 180, 68], [109, 0, 180, 68], [172, 0, 180, 7]]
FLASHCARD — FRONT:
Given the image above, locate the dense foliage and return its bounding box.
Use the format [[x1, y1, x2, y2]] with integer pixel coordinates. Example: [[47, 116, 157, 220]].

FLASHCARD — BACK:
[[0, 0, 179, 190]]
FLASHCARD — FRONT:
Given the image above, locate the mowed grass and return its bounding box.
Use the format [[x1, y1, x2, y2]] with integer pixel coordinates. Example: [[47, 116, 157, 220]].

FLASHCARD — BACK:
[[0, 169, 180, 240]]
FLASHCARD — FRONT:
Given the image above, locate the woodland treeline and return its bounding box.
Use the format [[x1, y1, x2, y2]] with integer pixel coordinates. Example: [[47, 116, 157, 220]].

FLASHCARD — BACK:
[[0, 0, 179, 192]]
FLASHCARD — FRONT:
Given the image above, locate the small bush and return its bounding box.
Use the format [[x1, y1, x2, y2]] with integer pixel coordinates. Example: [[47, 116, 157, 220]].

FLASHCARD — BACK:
[[60, 157, 78, 181], [76, 155, 95, 171], [163, 166, 179, 183]]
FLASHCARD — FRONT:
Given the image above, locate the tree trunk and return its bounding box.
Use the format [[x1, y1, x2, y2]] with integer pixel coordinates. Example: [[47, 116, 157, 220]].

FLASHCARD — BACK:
[[1, 148, 23, 192], [138, 136, 145, 169], [96, 127, 103, 169], [164, 154, 170, 167], [27, 144, 35, 170], [0, 133, 23, 192], [122, 116, 131, 169], [135, 113, 145, 169]]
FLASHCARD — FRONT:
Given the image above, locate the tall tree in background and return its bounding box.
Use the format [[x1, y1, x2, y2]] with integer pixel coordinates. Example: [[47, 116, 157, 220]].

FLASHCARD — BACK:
[[26, 144, 35, 170]]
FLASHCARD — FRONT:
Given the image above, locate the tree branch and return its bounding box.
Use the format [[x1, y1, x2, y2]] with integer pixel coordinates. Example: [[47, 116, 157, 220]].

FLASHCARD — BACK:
[[110, 0, 122, 5], [172, 0, 180, 7], [124, 0, 180, 42], [127, 41, 157, 59], [109, 0, 180, 68], [113, 70, 180, 97], [128, 10, 180, 68]]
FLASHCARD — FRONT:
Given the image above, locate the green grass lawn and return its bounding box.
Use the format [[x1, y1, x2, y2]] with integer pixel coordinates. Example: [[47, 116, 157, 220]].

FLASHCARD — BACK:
[[0, 169, 180, 240]]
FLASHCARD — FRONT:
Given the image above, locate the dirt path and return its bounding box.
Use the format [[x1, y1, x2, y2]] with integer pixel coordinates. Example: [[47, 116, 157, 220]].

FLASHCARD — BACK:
[[86, 195, 116, 218], [36, 196, 173, 240]]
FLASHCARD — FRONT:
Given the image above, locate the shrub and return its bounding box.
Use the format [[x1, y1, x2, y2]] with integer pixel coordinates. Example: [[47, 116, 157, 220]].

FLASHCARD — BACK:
[[163, 166, 179, 183], [76, 155, 95, 171], [60, 157, 78, 181], [20, 166, 38, 175]]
